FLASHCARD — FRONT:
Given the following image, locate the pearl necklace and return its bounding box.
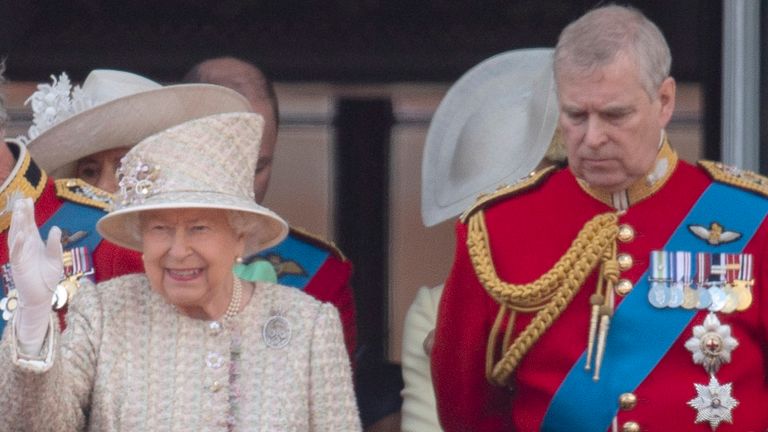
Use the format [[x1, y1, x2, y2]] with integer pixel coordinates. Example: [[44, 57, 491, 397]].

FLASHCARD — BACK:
[[222, 277, 243, 323]]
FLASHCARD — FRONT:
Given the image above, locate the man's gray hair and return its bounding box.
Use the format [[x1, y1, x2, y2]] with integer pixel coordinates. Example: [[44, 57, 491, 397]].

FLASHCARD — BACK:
[[0, 60, 7, 132], [554, 5, 671, 99]]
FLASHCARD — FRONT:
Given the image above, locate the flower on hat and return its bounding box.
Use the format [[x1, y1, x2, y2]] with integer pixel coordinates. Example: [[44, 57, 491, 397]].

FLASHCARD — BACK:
[[18, 73, 94, 144], [115, 154, 164, 209]]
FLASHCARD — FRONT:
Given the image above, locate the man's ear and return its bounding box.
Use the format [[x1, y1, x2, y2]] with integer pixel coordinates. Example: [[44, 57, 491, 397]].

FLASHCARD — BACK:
[[657, 77, 676, 129]]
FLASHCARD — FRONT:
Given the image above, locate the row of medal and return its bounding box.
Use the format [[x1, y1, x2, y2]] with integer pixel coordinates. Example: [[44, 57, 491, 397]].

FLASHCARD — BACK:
[[0, 247, 94, 321], [648, 251, 753, 313]]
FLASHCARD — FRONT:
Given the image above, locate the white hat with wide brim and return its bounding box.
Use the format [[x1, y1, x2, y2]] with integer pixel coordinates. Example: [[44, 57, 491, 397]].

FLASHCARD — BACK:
[[421, 48, 559, 227], [26, 69, 252, 178], [97, 112, 288, 256]]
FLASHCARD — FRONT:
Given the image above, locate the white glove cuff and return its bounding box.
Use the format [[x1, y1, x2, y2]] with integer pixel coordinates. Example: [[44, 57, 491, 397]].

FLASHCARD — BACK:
[[16, 301, 53, 356]]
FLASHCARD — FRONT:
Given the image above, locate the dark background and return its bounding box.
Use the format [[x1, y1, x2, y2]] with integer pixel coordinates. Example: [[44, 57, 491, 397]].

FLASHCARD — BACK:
[[1, 1, 718, 84]]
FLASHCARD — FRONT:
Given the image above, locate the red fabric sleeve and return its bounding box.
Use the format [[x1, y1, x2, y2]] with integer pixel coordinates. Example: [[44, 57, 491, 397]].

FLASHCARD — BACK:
[[303, 255, 357, 362], [431, 221, 512, 432]]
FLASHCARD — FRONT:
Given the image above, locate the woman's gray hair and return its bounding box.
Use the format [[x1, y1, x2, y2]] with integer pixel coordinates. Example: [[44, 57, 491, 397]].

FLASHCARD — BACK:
[[553, 4, 671, 99], [132, 209, 261, 251]]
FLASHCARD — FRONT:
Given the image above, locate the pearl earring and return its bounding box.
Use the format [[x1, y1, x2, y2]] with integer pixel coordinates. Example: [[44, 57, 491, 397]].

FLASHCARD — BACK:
[[235, 256, 244, 264]]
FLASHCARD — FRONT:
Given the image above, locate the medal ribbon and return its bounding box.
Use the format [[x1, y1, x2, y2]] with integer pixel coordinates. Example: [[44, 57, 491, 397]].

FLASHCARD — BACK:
[[739, 254, 753, 282], [541, 182, 768, 432]]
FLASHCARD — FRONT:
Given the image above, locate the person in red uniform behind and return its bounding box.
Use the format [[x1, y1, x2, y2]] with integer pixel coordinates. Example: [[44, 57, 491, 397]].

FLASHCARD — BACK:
[[0, 64, 144, 333], [432, 5, 768, 432], [183, 57, 357, 360]]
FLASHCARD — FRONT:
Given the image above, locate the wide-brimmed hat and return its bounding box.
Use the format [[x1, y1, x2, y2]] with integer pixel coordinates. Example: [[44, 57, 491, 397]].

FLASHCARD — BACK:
[[421, 48, 559, 227], [96, 112, 288, 255], [23, 69, 251, 178]]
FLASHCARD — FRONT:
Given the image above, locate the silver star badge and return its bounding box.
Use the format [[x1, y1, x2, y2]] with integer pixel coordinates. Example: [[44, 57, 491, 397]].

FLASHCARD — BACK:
[[684, 313, 738, 374], [687, 376, 738, 430]]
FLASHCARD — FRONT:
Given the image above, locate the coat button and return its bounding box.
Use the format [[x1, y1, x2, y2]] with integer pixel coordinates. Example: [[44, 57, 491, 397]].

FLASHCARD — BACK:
[[619, 392, 638, 410], [211, 381, 223, 392], [617, 253, 634, 271], [617, 224, 635, 243], [208, 321, 222, 336], [616, 279, 634, 296], [621, 421, 640, 432]]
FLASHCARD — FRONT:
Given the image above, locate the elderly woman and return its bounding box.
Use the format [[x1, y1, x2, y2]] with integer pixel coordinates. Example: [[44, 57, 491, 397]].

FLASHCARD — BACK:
[[0, 112, 361, 431]]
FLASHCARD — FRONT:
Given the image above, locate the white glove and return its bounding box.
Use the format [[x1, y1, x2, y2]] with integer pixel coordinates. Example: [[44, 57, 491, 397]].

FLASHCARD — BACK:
[[8, 198, 63, 355]]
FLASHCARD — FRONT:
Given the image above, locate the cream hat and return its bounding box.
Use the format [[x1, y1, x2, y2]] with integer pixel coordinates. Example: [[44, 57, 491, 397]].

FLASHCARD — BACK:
[[24, 69, 251, 178], [421, 48, 559, 227], [97, 112, 288, 255]]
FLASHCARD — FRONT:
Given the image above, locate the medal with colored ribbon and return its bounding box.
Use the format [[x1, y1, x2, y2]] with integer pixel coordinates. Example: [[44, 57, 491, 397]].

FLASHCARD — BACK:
[[695, 252, 713, 309], [649, 251, 693, 309], [668, 251, 690, 308], [707, 253, 729, 312], [648, 251, 670, 308], [731, 254, 753, 312], [53, 246, 94, 310]]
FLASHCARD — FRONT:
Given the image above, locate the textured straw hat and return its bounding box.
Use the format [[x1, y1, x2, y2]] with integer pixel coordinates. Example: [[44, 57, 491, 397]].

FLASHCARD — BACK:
[[96, 112, 288, 255], [421, 48, 559, 227], [23, 69, 251, 178]]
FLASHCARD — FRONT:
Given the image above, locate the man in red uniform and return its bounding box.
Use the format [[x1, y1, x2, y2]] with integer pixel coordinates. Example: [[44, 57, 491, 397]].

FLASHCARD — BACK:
[[183, 57, 357, 359], [432, 5, 768, 431]]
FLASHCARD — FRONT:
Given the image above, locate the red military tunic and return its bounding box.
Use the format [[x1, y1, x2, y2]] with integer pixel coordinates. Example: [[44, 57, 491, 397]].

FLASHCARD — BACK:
[[0, 142, 143, 331], [432, 143, 768, 431]]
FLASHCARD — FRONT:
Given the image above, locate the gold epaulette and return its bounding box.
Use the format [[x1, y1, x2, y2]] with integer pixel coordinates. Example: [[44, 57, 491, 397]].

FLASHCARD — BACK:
[[0, 144, 47, 232], [290, 226, 348, 261], [460, 165, 557, 223], [698, 160, 768, 198], [55, 178, 113, 211]]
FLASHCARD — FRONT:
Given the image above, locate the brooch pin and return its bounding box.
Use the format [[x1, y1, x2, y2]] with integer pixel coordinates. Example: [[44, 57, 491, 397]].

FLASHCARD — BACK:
[[263, 310, 292, 349], [687, 376, 739, 430], [116, 155, 163, 208]]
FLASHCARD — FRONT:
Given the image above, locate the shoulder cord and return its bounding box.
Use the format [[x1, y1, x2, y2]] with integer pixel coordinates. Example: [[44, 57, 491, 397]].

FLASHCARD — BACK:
[[467, 211, 619, 386]]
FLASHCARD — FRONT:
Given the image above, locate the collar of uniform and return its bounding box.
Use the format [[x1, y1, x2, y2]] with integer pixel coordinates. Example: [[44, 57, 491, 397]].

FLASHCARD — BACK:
[[0, 141, 48, 232], [577, 134, 678, 211]]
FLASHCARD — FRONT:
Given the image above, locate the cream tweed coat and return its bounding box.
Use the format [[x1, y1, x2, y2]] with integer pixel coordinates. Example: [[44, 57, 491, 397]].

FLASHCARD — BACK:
[[0, 274, 361, 431]]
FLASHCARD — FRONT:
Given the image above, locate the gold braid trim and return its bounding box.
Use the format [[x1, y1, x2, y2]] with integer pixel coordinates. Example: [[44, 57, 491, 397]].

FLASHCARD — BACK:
[[698, 160, 768, 198], [467, 211, 618, 386], [55, 178, 113, 210]]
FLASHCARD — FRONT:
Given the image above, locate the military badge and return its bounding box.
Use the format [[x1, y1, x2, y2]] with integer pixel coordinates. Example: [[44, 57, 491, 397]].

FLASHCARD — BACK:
[[684, 313, 738, 374], [688, 222, 742, 246], [687, 376, 739, 430], [264, 253, 307, 278]]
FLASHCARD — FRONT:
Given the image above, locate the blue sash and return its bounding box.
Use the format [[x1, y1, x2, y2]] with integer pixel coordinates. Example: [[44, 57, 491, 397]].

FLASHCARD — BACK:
[[241, 233, 330, 289], [541, 183, 768, 431], [39, 202, 104, 254]]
